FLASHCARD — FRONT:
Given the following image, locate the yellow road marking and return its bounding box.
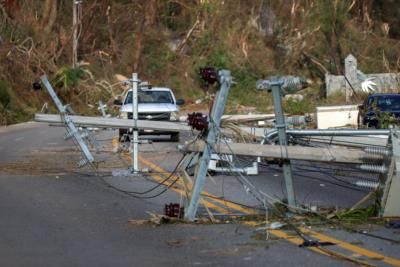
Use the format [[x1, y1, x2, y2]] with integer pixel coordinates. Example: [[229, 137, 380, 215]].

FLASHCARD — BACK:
[[111, 137, 400, 266], [139, 156, 256, 215], [112, 137, 230, 213], [300, 227, 400, 266], [142, 168, 230, 214], [141, 157, 400, 266], [269, 230, 330, 256]]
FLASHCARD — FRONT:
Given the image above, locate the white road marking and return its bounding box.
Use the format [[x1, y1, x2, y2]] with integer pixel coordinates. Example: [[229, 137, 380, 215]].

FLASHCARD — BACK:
[[15, 137, 24, 141]]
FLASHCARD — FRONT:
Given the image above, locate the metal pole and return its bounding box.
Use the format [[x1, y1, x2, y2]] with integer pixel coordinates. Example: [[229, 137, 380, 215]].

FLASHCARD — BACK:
[[132, 73, 139, 174], [270, 81, 296, 209], [72, 0, 78, 68], [40, 75, 94, 167], [185, 70, 232, 221]]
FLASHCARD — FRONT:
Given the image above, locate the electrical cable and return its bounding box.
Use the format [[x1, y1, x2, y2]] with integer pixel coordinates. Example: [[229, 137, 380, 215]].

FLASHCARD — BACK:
[[98, 131, 205, 199], [98, 154, 186, 196], [295, 136, 387, 148], [227, 153, 400, 245], [292, 165, 379, 183], [235, 155, 376, 190], [99, 174, 181, 199], [232, 150, 399, 244]]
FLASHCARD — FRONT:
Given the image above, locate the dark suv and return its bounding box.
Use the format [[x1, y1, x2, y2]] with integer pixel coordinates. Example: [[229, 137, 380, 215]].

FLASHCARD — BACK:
[[358, 93, 400, 128]]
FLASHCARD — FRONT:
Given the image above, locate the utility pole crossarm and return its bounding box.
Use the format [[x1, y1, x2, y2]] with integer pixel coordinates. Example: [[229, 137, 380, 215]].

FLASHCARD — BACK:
[[180, 140, 382, 164]]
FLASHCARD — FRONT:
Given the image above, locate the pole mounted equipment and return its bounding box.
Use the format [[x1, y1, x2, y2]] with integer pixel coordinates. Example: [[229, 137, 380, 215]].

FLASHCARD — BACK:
[[187, 112, 208, 132]]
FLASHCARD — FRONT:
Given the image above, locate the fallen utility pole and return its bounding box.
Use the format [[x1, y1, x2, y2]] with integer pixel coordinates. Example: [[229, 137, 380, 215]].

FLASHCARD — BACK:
[[185, 70, 232, 221], [39, 75, 94, 167], [180, 140, 384, 164], [34, 113, 192, 132]]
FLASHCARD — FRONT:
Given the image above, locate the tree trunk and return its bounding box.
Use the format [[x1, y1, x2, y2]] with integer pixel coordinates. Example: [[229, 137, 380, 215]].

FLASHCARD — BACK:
[[132, 0, 157, 72], [2, 0, 20, 19], [42, 0, 58, 34]]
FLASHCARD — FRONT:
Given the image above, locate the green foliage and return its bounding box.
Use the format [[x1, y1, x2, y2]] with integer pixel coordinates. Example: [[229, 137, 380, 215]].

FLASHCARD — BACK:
[[228, 71, 271, 113], [53, 66, 85, 90], [4, 1, 400, 125], [206, 48, 231, 69], [284, 98, 315, 115], [162, 2, 182, 31], [377, 112, 398, 128], [370, 104, 400, 128], [312, 0, 350, 36], [0, 80, 11, 108], [335, 206, 378, 224]]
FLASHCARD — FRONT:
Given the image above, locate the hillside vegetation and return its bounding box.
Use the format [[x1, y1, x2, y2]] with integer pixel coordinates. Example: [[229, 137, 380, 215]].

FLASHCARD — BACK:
[[1, 0, 400, 124]]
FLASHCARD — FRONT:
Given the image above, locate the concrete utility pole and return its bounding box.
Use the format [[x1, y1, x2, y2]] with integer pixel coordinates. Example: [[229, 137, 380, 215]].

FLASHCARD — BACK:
[[345, 54, 359, 102], [185, 70, 232, 221]]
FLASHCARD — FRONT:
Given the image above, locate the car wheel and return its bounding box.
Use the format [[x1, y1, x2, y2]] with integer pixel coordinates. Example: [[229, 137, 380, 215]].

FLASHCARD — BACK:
[[170, 132, 180, 142]]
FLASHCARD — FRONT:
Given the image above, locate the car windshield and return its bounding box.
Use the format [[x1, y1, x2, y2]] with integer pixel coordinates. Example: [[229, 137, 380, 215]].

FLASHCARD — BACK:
[[368, 95, 400, 111], [124, 90, 173, 104]]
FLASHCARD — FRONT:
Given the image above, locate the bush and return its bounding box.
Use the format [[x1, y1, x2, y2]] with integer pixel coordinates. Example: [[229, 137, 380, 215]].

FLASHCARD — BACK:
[[0, 80, 11, 108], [284, 98, 315, 115], [53, 66, 85, 90]]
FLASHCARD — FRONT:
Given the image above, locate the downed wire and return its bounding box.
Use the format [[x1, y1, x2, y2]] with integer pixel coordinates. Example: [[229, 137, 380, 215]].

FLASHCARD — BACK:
[[97, 154, 186, 198], [219, 138, 400, 247]]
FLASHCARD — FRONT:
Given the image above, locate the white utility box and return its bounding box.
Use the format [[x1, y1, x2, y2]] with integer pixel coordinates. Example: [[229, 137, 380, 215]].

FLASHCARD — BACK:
[[316, 105, 359, 129]]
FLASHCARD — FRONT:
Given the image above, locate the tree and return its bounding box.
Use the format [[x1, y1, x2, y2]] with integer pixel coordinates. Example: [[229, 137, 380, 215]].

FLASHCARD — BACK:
[[313, 0, 350, 74], [133, 0, 157, 72], [42, 0, 58, 34]]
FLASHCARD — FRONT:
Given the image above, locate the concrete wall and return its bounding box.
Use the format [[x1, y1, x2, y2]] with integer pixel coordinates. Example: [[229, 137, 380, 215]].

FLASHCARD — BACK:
[[325, 54, 400, 97]]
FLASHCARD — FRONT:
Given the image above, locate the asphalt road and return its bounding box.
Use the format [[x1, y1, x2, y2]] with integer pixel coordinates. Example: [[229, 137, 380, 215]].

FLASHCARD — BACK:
[[0, 122, 399, 267]]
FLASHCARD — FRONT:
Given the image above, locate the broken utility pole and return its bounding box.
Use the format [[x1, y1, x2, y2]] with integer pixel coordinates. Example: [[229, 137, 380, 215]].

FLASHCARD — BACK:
[[185, 70, 232, 221], [40, 75, 94, 167]]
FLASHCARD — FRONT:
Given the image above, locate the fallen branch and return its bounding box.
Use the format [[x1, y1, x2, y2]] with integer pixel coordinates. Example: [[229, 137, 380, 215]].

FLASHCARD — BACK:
[[302, 52, 329, 74], [176, 14, 201, 54]]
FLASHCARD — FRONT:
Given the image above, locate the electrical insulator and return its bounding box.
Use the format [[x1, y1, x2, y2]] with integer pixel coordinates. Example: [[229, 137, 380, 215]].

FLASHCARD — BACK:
[[187, 112, 208, 131], [359, 164, 387, 174], [354, 180, 379, 189], [164, 203, 184, 218], [199, 67, 218, 85], [364, 146, 391, 157], [256, 76, 308, 95]]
